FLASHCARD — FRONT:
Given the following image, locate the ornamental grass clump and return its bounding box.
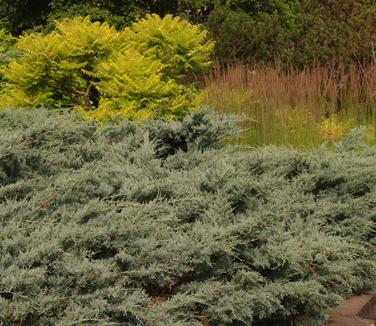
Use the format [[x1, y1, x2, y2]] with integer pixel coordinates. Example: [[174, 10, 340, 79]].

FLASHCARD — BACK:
[[0, 109, 376, 325]]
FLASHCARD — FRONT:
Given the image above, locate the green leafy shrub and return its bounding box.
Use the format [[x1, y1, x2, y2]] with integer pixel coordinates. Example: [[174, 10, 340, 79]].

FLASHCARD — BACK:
[[0, 108, 375, 325], [44, 1, 131, 31], [206, 1, 376, 66], [0, 15, 213, 120], [0, 29, 17, 90], [0, 29, 15, 64], [0, 0, 176, 35]]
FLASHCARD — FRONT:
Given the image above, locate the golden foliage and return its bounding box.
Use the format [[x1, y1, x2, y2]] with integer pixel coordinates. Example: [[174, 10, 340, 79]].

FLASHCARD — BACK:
[[0, 15, 213, 121], [123, 14, 214, 82]]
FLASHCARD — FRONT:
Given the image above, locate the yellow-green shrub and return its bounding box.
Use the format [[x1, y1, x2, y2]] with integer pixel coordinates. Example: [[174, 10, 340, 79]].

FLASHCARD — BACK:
[[122, 14, 214, 83], [0, 17, 120, 109], [83, 49, 195, 121], [0, 15, 213, 120]]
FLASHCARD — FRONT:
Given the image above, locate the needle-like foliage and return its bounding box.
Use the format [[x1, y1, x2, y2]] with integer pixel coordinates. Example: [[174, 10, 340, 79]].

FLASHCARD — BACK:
[[0, 109, 375, 325]]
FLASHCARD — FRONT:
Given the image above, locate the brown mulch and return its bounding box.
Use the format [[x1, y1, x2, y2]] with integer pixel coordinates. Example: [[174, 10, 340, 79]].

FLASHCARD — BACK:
[[326, 293, 376, 326]]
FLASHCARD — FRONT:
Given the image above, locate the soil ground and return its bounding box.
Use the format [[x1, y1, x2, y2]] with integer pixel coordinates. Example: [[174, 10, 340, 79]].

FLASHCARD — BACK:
[[327, 293, 376, 326]]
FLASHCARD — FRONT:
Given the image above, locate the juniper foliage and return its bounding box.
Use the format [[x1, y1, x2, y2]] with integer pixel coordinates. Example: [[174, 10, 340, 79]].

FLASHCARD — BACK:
[[0, 109, 375, 325]]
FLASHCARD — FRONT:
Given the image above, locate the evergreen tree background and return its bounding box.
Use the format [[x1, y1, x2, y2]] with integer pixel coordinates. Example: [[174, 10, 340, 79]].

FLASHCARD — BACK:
[[1, 0, 375, 66], [205, 0, 376, 65]]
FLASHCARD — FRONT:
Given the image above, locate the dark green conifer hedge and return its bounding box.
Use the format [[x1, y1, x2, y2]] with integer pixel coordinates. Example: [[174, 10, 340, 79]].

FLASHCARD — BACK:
[[0, 109, 375, 325]]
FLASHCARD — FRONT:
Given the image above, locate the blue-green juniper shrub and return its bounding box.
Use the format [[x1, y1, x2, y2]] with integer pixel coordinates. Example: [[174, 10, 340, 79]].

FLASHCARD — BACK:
[[0, 109, 375, 325]]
